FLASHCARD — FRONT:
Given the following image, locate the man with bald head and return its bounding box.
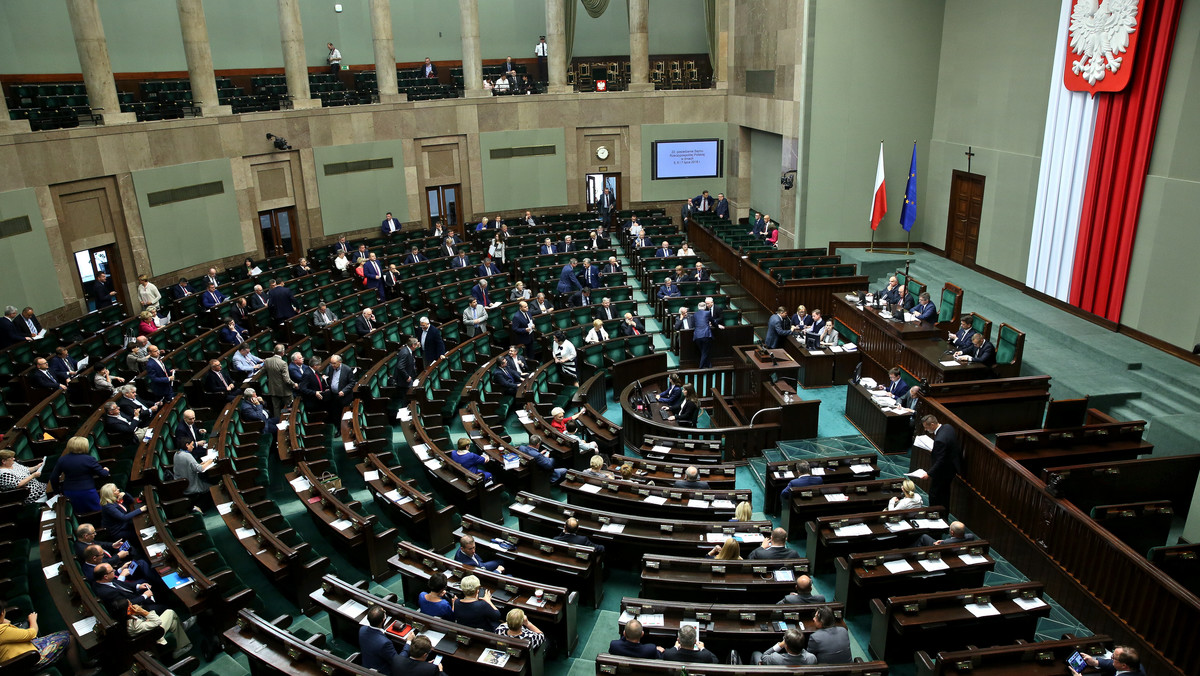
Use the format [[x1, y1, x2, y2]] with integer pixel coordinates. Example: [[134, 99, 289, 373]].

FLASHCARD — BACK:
[[779, 575, 826, 604], [609, 618, 663, 658], [553, 517, 604, 555], [748, 528, 799, 559]]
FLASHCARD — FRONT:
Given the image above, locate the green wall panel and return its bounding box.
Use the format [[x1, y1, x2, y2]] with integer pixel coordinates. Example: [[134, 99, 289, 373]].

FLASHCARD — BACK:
[[0, 1, 78, 74], [640, 123, 729, 203], [803, 0, 944, 246], [649, 1, 709, 56], [314, 139, 409, 236], [750, 130, 783, 221], [480, 1, 549, 60], [0, 189, 63, 312], [132, 160, 242, 276], [478, 128, 568, 213]]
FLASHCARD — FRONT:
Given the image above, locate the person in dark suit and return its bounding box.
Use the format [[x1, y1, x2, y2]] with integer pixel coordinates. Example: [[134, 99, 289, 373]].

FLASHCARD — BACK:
[[493, 357, 519, 395], [531, 293, 553, 314], [660, 625, 717, 663], [201, 283, 225, 310], [596, 187, 615, 225], [0, 307, 27, 348], [266, 280, 298, 320], [438, 237, 457, 258], [779, 575, 826, 605], [883, 367, 909, 398], [656, 374, 683, 407], [49, 347, 80, 384], [1072, 645, 1143, 676], [230, 297, 250, 322], [667, 389, 699, 427], [293, 356, 325, 409], [454, 534, 504, 573], [92, 563, 169, 615], [248, 285, 268, 310], [382, 264, 400, 298], [916, 520, 976, 548], [691, 191, 713, 213], [679, 200, 692, 227], [922, 415, 964, 510], [877, 276, 900, 303], [117, 387, 158, 425], [753, 628, 816, 665], [144, 345, 175, 402], [358, 605, 397, 674], [100, 484, 145, 542], [602, 257, 622, 275], [421, 56, 438, 78], [895, 285, 916, 312], [170, 278, 195, 300], [362, 254, 385, 302], [609, 619, 662, 659], [393, 337, 419, 396], [450, 252, 470, 269], [713, 193, 729, 219], [654, 241, 673, 258], [470, 280, 492, 306], [30, 358, 64, 391], [391, 635, 439, 676], [174, 409, 207, 455], [219, 319, 249, 345], [619, 313, 645, 336], [691, 303, 716, 369], [331, 236, 351, 257], [102, 402, 139, 443], [355, 308, 377, 337], [92, 272, 117, 307], [948, 317, 976, 351], [673, 466, 709, 489], [324, 355, 355, 411], [747, 528, 800, 559], [657, 278, 680, 300], [579, 260, 600, 288], [418, 317, 444, 364], [806, 607, 852, 663], [381, 212, 401, 236], [691, 262, 711, 282], [765, 307, 798, 349], [556, 260, 582, 296], [779, 461, 823, 505], [293, 258, 313, 278], [554, 517, 604, 555], [538, 238, 556, 255], [957, 332, 996, 367], [403, 246, 427, 265], [510, 302, 537, 359], [478, 256, 500, 278], [633, 234, 650, 249], [557, 236, 576, 253], [430, 221, 446, 239], [911, 292, 937, 323], [593, 298, 618, 321]]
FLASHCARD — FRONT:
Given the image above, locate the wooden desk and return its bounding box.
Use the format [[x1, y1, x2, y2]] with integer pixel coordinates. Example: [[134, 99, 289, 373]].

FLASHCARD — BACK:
[[610, 454, 738, 489], [835, 541, 996, 612], [356, 453, 456, 551], [845, 380, 913, 454], [782, 334, 862, 388], [1042, 453, 1200, 516], [594, 653, 890, 675], [780, 478, 907, 537], [924, 376, 1051, 434], [805, 507, 950, 572], [914, 635, 1112, 676], [224, 608, 377, 676], [868, 582, 1051, 663], [389, 542, 578, 656], [640, 554, 810, 604], [560, 470, 751, 521], [764, 453, 881, 515]]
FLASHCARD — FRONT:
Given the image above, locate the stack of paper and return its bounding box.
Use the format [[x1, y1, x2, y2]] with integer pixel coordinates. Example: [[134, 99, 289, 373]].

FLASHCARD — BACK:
[[362, 470, 380, 482], [883, 559, 914, 574], [833, 523, 873, 537], [850, 464, 874, 474], [600, 523, 625, 534], [331, 519, 355, 531], [578, 483, 602, 494], [711, 499, 736, 509], [289, 477, 312, 493], [958, 553, 989, 566], [1012, 596, 1047, 610], [913, 435, 934, 451], [810, 467, 826, 476], [940, 360, 961, 367], [965, 603, 1000, 618], [146, 542, 168, 558], [824, 493, 849, 502], [914, 518, 950, 530], [687, 499, 710, 509], [918, 558, 950, 572], [216, 502, 234, 515], [72, 616, 98, 636], [236, 527, 257, 540], [509, 502, 535, 513], [884, 521, 913, 532], [337, 598, 369, 619], [423, 459, 441, 471], [643, 495, 667, 505]]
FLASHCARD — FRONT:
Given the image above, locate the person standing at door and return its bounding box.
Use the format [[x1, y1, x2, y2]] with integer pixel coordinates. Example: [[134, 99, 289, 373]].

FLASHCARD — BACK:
[[91, 272, 117, 308], [597, 187, 615, 227]]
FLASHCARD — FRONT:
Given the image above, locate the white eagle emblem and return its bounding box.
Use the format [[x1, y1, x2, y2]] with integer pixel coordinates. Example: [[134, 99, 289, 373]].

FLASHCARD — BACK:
[[1068, 0, 1139, 85]]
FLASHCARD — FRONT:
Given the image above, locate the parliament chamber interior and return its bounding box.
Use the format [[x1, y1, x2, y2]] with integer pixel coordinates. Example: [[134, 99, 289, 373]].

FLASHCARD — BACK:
[[3, 1, 1200, 675]]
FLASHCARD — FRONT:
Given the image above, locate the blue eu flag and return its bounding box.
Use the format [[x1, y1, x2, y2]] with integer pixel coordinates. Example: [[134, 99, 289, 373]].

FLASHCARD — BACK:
[[900, 143, 917, 232]]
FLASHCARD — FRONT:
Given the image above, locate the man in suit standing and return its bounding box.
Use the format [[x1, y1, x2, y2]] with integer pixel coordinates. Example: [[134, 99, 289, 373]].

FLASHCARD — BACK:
[[145, 345, 175, 402], [358, 606, 397, 674], [779, 461, 823, 506], [597, 187, 615, 226], [579, 259, 600, 289], [691, 190, 713, 213], [0, 306, 28, 347], [381, 212, 400, 236], [948, 317, 976, 352], [691, 301, 716, 369], [422, 56, 437, 78], [470, 279, 492, 307], [922, 415, 963, 510], [512, 302, 537, 360], [418, 317, 445, 364], [534, 36, 548, 82], [714, 192, 729, 219], [324, 355, 355, 413], [679, 200, 692, 228], [392, 337, 419, 400], [703, 297, 725, 326], [609, 619, 662, 659], [355, 308, 377, 337], [174, 409, 208, 456], [266, 279, 298, 321], [92, 272, 117, 308], [382, 264, 400, 299], [462, 298, 488, 337], [264, 344, 297, 417], [748, 528, 800, 559], [764, 307, 798, 349], [556, 260, 582, 297], [403, 246, 427, 265], [362, 254, 385, 302]]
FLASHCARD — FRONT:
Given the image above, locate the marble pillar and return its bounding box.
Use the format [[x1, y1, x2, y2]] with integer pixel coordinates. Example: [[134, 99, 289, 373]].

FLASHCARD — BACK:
[[177, 0, 231, 116], [277, 0, 319, 110], [64, 0, 137, 124], [545, 0, 570, 93], [370, 0, 403, 103], [459, 0, 486, 98], [628, 0, 653, 91]]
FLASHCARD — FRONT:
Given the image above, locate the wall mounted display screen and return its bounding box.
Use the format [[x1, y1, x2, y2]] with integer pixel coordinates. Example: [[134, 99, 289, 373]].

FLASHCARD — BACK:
[[651, 139, 723, 179]]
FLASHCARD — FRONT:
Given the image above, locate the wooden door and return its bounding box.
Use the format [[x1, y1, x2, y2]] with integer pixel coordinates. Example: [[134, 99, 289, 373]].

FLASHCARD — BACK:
[[945, 171, 985, 265]]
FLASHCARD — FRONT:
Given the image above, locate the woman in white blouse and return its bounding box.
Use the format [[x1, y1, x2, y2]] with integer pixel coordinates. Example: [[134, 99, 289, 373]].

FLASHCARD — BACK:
[[551, 331, 578, 386], [488, 233, 506, 265], [333, 250, 350, 274], [887, 479, 924, 511], [584, 319, 609, 344], [0, 450, 46, 503], [678, 242, 695, 256]]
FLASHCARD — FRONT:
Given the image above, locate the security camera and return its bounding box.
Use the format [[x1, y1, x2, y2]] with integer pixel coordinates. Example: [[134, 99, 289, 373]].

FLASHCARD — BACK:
[[265, 133, 292, 151]]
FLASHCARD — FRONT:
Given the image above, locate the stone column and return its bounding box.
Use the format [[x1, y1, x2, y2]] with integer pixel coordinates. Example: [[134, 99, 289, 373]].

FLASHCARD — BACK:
[[64, 0, 137, 124], [0, 82, 30, 134], [458, 0, 486, 98], [176, 0, 231, 116], [369, 0, 402, 103], [545, 0, 570, 93], [628, 0, 653, 91], [277, 0, 318, 110], [715, 0, 730, 90]]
